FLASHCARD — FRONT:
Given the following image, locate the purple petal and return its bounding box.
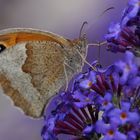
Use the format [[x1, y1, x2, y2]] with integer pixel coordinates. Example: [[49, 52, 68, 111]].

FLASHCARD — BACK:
[[79, 79, 92, 89], [105, 23, 121, 39], [115, 131, 127, 140], [109, 108, 121, 117], [128, 112, 140, 123], [73, 90, 85, 100], [83, 125, 94, 134], [127, 131, 137, 140], [104, 92, 113, 101], [121, 101, 131, 111], [74, 102, 87, 108], [95, 120, 109, 134]]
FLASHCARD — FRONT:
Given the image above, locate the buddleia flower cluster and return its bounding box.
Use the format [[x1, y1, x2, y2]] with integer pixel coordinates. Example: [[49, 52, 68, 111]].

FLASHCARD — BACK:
[[41, 0, 140, 140], [105, 0, 140, 56], [41, 51, 140, 140]]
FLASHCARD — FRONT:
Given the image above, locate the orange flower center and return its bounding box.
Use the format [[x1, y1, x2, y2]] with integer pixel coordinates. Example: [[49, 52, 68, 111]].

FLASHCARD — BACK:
[[88, 81, 92, 87], [120, 112, 127, 119], [108, 130, 114, 136], [103, 101, 108, 106]]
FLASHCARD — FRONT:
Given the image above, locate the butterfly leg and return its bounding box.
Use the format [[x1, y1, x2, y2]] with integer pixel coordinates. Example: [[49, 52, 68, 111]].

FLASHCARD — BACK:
[[63, 62, 75, 91], [87, 41, 107, 67], [87, 41, 107, 47], [76, 49, 97, 71], [63, 63, 69, 91]]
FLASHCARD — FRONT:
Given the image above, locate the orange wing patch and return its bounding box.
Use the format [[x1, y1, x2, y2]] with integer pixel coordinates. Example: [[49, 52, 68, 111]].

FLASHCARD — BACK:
[[0, 32, 65, 48]]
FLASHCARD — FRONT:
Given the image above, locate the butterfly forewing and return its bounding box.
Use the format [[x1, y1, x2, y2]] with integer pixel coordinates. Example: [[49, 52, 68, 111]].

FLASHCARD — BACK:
[[0, 28, 85, 118]]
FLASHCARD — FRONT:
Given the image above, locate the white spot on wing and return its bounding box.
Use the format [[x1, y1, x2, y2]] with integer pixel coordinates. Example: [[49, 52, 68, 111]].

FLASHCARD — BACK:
[[0, 43, 43, 116]]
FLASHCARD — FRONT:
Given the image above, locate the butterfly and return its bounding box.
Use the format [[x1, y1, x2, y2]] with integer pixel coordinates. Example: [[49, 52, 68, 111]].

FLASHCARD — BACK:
[[0, 22, 90, 118], [0, 6, 114, 118]]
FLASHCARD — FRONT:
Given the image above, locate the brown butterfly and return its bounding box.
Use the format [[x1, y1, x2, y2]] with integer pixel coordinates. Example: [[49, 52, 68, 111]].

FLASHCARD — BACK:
[[0, 22, 91, 118], [0, 6, 114, 118]]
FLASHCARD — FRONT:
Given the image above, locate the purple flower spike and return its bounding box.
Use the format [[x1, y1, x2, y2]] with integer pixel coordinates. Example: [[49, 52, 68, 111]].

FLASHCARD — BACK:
[[121, 0, 140, 26], [42, 48, 140, 140], [105, 0, 140, 56]]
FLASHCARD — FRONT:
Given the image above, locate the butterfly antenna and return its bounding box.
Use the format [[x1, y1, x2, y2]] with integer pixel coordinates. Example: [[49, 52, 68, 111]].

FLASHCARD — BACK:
[[100, 7, 115, 17], [79, 21, 88, 39], [86, 6, 115, 32]]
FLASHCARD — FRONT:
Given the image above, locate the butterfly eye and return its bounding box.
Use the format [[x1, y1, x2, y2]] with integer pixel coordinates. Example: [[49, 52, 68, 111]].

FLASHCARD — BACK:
[[0, 44, 6, 53]]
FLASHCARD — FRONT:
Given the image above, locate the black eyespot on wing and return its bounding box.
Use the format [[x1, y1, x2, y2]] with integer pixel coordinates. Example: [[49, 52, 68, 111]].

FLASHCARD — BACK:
[[0, 44, 6, 53], [70, 58, 73, 63]]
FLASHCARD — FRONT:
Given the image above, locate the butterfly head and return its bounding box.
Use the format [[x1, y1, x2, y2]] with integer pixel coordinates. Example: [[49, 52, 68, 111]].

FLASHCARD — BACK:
[[72, 34, 88, 58], [72, 21, 88, 57]]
